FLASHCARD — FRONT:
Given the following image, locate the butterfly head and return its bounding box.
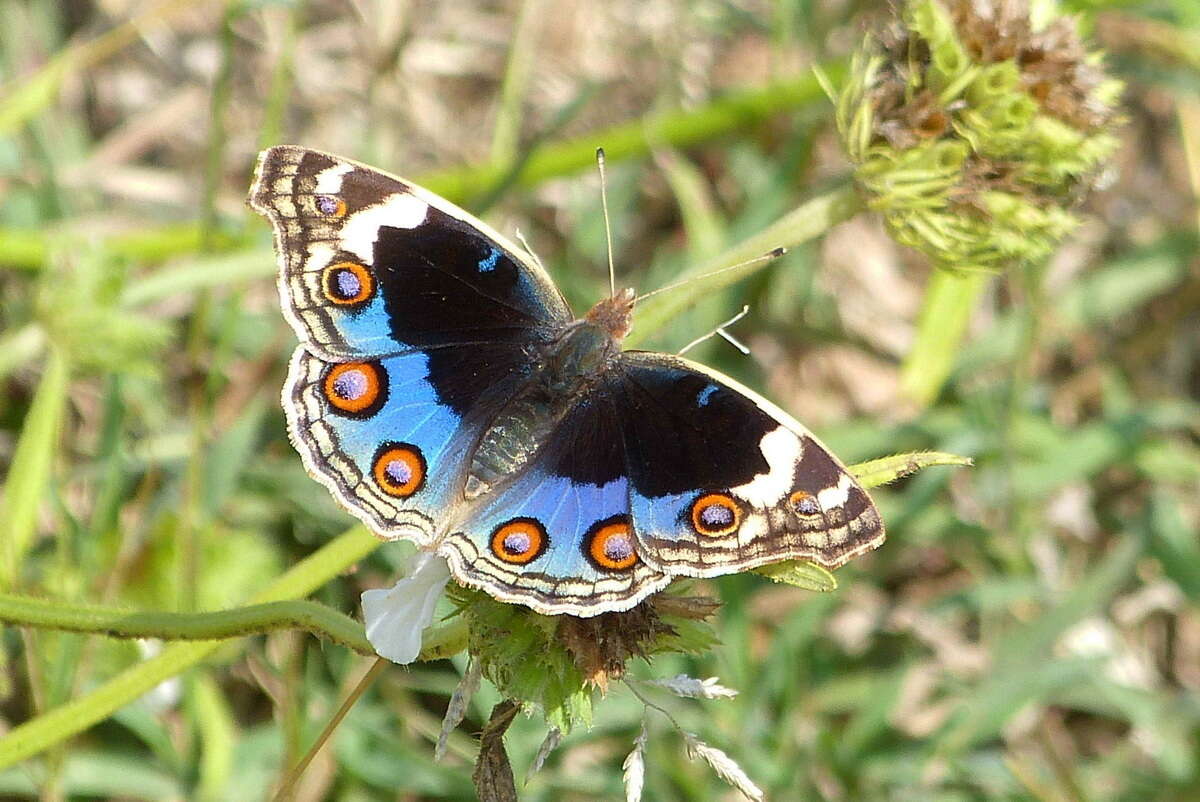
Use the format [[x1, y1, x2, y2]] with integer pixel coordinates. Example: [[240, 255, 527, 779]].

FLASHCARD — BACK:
[[585, 287, 635, 342]]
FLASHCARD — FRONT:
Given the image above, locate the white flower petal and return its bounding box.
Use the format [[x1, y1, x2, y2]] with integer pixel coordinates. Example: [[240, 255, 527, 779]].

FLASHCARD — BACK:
[[684, 733, 764, 802], [361, 552, 451, 664], [622, 723, 648, 802], [645, 674, 738, 699]]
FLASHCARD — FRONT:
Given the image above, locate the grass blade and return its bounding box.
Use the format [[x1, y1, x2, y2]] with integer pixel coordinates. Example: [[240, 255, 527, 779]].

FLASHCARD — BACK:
[[0, 347, 69, 590]]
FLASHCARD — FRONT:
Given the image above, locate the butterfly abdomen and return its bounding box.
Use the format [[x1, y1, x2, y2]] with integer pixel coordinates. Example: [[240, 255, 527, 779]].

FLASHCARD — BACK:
[[465, 318, 620, 499], [466, 396, 556, 498]]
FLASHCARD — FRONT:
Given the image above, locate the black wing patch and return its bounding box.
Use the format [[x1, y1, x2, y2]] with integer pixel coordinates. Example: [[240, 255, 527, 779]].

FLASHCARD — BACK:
[[614, 360, 775, 497], [374, 214, 567, 349]]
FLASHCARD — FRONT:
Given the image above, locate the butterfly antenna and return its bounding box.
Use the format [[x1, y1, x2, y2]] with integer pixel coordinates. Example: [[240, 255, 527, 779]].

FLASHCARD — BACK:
[[678, 305, 752, 356], [596, 147, 617, 298], [634, 247, 787, 303]]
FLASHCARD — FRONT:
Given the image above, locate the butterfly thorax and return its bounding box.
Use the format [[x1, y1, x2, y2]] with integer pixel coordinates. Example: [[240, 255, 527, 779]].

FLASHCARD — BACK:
[[463, 292, 632, 500]]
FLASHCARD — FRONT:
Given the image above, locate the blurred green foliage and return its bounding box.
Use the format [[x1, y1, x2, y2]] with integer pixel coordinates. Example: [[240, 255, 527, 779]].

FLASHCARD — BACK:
[[1, 0, 1198, 800]]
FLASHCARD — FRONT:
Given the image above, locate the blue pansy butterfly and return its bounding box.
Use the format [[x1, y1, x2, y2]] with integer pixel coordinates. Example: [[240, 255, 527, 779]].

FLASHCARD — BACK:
[[250, 146, 884, 617]]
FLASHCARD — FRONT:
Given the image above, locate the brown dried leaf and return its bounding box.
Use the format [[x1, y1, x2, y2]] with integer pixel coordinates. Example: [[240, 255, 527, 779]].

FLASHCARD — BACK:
[[473, 701, 521, 802]]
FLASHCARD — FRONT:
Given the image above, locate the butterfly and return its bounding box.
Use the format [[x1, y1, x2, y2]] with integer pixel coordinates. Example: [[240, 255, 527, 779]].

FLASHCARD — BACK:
[[249, 146, 884, 617]]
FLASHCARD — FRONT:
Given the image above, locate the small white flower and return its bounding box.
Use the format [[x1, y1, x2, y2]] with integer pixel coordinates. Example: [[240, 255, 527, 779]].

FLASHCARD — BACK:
[[622, 722, 648, 802], [684, 733, 764, 801], [645, 674, 738, 699], [361, 551, 451, 664], [527, 728, 562, 778]]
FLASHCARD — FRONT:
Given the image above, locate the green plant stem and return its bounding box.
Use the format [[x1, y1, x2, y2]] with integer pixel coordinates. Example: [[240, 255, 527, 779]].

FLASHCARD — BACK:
[[0, 594, 374, 655], [272, 657, 388, 801], [423, 68, 844, 202], [627, 182, 864, 346], [0, 526, 463, 770], [899, 269, 990, 408], [848, 451, 973, 489]]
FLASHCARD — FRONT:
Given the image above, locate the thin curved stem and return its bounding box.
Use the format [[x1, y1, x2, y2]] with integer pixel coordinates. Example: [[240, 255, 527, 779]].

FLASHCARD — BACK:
[[272, 657, 389, 801], [0, 526, 382, 770], [0, 593, 375, 655], [627, 182, 864, 347], [848, 451, 973, 489], [0, 67, 845, 272]]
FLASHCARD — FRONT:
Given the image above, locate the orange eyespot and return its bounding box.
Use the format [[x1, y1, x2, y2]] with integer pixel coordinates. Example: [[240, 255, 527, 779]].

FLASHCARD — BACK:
[[372, 443, 425, 497], [586, 516, 638, 571], [789, 490, 821, 516], [323, 361, 386, 417], [690, 493, 741, 536], [322, 262, 374, 306], [314, 195, 347, 217], [490, 518, 547, 565]]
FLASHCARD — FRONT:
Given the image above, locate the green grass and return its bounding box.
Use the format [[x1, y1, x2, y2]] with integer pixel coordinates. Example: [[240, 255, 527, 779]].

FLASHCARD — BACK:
[[2, 1, 1199, 800]]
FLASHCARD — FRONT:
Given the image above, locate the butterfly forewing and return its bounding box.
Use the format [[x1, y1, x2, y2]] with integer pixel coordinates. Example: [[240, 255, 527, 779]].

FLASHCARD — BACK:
[[255, 146, 571, 547], [612, 353, 885, 576], [250, 146, 571, 360]]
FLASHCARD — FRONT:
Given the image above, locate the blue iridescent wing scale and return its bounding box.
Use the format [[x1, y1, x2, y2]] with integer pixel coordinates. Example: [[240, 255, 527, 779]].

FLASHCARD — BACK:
[[439, 468, 670, 615], [439, 385, 670, 615], [286, 350, 454, 544], [284, 347, 533, 545]]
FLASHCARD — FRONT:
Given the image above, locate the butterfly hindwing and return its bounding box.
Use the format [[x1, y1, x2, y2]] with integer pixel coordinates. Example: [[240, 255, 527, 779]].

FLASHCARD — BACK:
[[250, 146, 571, 359], [284, 342, 542, 546], [437, 384, 671, 615], [439, 468, 671, 616], [433, 355, 884, 615], [613, 353, 885, 576], [284, 348, 480, 544]]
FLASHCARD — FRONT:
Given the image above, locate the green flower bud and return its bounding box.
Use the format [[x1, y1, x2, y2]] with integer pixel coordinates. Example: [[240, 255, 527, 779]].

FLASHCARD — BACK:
[[967, 61, 1021, 106], [829, 0, 1123, 273]]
